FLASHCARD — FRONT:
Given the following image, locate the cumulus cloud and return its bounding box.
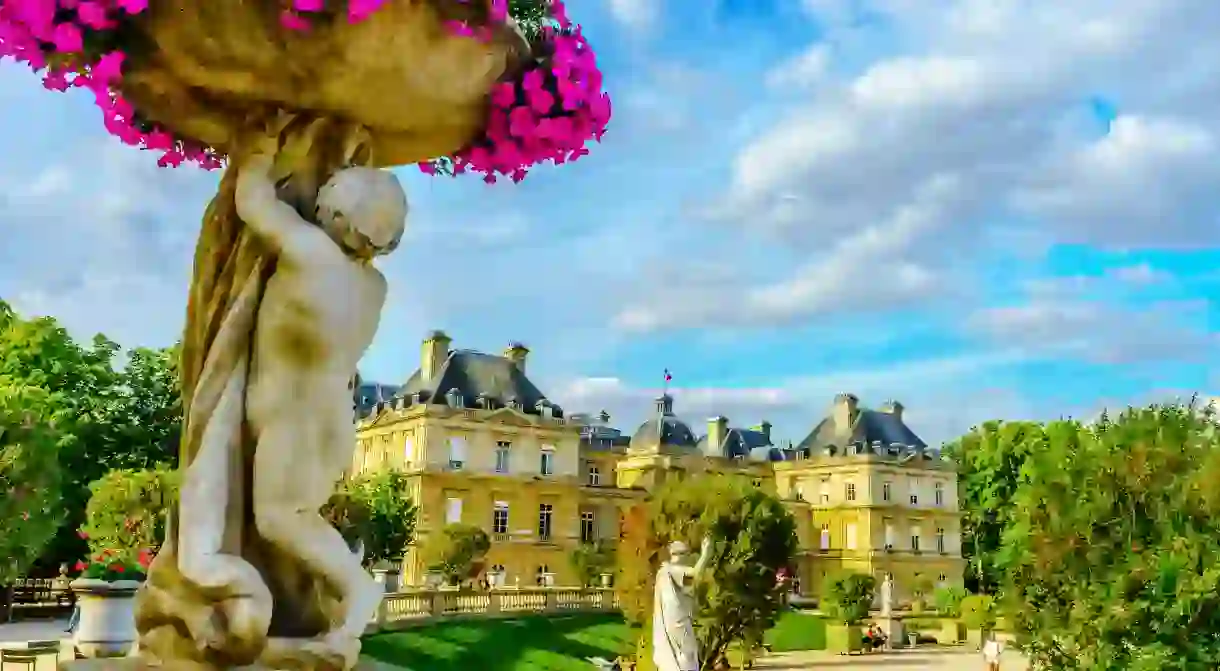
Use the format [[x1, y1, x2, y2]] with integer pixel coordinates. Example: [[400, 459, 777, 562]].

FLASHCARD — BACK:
[[618, 0, 1220, 332]]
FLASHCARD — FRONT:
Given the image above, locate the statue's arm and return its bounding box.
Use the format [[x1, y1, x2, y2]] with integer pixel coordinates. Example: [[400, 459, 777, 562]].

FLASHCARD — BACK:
[[234, 152, 334, 262]]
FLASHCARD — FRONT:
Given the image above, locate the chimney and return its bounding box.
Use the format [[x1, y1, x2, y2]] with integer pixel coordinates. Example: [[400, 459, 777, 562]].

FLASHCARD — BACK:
[[757, 421, 772, 443], [833, 393, 859, 429], [706, 416, 729, 457], [503, 342, 529, 372], [420, 330, 451, 382], [881, 400, 904, 421]]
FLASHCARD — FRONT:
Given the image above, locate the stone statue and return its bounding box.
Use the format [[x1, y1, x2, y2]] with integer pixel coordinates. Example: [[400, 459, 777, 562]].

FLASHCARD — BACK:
[[881, 574, 894, 616], [131, 135, 407, 671], [652, 537, 713, 671]]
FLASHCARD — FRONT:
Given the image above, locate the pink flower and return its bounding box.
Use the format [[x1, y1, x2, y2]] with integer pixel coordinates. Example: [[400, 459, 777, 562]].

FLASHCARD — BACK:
[[279, 10, 310, 31], [292, 0, 324, 11], [114, 0, 148, 15], [51, 22, 83, 52]]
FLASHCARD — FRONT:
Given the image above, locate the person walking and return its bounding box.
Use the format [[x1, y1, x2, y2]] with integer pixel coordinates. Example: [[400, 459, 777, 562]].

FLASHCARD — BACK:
[[982, 632, 1004, 671]]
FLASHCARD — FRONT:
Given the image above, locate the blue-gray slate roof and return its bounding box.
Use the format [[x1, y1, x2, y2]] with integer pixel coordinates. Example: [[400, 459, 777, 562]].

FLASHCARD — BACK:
[[797, 407, 927, 455], [391, 349, 561, 417]]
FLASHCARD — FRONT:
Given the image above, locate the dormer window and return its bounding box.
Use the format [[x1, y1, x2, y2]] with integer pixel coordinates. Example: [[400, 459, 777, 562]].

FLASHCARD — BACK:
[[445, 388, 464, 408], [536, 400, 554, 418], [476, 393, 492, 410], [505, 395, 520, 411], [410, 392, 422, 405]]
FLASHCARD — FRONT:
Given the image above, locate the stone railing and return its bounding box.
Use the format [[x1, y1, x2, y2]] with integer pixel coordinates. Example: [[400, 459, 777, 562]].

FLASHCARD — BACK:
[[368, 587, 618, 632]]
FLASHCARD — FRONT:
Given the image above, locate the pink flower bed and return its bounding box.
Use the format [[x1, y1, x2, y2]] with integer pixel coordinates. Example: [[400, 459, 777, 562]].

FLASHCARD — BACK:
[[0, 0, 609, 181]]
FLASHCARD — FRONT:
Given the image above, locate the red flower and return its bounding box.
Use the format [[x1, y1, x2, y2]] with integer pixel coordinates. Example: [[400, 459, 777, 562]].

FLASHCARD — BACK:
[[110, 563, 125, 573], [74, 560, 86, 572], [77, 530, 89, 539], [137, 549, 152, 568]]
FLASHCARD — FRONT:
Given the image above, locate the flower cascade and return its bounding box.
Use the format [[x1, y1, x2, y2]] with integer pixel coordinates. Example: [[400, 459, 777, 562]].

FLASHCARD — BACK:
[[421, 0, 612, 183], [0, 0, 609, 180]]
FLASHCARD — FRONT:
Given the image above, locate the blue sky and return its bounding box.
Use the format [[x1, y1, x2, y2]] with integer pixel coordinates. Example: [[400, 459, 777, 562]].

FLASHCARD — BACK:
[[1, 0, 1217, 445]]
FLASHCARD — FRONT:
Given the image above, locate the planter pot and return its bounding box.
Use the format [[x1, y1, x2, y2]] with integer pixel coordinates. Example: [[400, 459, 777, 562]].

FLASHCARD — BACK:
[[599, 573, 613, 588], [70, 578, 143, 658], [826, 624, 863, 655], [907, 632, 918, 647], [372, 568, 400, 593], [966, 628, 986, 649], [940, 621, 966, 644]]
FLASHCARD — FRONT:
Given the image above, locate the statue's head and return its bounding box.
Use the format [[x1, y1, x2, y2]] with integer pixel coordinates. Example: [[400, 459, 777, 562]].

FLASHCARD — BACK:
[[316, 166, 407, 260], [668, 540, 690, 563]]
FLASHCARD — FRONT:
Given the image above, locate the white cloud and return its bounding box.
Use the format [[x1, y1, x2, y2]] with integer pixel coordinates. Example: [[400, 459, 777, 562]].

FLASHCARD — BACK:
[[606, 0, 658, 30], [620, 0, 1220, 332]]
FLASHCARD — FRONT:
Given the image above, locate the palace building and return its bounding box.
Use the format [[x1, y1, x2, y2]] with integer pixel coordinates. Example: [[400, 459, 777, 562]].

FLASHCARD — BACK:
[[352, 332, 965, 603]]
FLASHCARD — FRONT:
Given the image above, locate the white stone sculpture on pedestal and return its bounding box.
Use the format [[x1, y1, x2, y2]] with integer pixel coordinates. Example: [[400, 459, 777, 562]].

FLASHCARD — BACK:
[[652, 537, 713, 671]]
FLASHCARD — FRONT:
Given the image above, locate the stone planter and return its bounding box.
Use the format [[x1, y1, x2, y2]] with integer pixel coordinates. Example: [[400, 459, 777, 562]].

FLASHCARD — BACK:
[[826, 624, 863, 655], [599, 573, 613, 588], [70, 578, 143, 658], [372, 567, 400, 593]]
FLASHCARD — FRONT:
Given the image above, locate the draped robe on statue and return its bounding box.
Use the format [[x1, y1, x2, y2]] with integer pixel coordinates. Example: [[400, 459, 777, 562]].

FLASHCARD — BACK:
[[652, 561, 699, 671]]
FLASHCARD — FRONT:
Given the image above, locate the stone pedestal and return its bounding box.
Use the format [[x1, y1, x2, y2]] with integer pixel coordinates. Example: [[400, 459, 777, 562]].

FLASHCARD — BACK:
[[878, 617, 905, 650], [371, 568, 400, 593]]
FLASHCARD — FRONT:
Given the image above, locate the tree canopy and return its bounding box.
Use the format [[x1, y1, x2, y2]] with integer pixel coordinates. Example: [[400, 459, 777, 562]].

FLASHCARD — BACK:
[[0, 300, 181, 573], [425, 524, 490, 585], [998, 401, 1220, 670], [943, 419, 1044, 593], [0, 381, 68, 587]]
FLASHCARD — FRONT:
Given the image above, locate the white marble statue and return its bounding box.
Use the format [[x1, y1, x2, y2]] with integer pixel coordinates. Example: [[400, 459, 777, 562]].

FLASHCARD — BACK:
[[653, 537, 713, 671], [881, 573, 894, 616], [237, 143, 406, 665]]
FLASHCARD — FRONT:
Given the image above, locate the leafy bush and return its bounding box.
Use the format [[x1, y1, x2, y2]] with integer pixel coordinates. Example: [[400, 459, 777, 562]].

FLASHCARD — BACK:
[[75, 548, 150, 582], [998, 402, 1220, 670], [615, 502, 658, 630], [81, 465, 179, 562], [425, 524, 490, 585], [569, 540, 615, 587], [933, 585, 968, 618], [820, 572, 875, 625], [321, 471, 417, 567], [0, 381, 67, 585], [959, 594, 996, 631]]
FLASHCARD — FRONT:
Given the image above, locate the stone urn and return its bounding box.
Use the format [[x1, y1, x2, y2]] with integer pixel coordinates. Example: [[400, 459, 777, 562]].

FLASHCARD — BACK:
[[70, 578, 143, 658], [599, 572, 613, 588]]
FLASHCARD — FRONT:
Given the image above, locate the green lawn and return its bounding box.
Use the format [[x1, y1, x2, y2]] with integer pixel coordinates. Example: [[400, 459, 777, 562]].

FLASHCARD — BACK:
[[361, 610, 827, 671]]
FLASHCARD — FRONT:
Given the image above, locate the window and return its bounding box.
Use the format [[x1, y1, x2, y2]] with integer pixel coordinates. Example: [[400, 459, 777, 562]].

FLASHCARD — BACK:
[[819, 478, 830, 503], [448, 437, 467, 469], [492, 501, 509, 535], [845, 523, 858, 550], [540, 446, 555, 476], [936, 527, 946, 553], [538, 503, 553, 541], [909, 478, 919, 505], [494, 441, 511, 473], [587, 465, 601, 486], [934, 481, 944, 506], [845, 482, 856, 501], [445, 497, 463, 524], [403, 436, 415, 466], [937, 573, 947, 583], [882, 481, 892, 502], [536, 565, 552, 586], [884, 522, 895, 549], [911, 525, 922, 551], [819, 524, 830, 550], [580, 511, 596, 543]]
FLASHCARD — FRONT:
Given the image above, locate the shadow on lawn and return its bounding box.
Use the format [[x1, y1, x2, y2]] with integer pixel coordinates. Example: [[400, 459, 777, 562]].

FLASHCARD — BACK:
[[361, 614, 633, 671]]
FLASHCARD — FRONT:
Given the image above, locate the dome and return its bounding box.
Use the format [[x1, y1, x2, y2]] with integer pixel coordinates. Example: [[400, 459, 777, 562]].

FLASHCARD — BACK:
[[629, 395, 699, 453]]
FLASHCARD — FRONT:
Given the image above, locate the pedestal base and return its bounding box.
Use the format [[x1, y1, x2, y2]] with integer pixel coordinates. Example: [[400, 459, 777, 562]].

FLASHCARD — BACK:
[[878, 617, 905, 650]]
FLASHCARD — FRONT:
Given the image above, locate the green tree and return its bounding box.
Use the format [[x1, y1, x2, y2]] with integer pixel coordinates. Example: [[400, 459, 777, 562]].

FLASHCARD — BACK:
[[425, 524, 491, 585], [0, 381, 68, 618], [569, 540, 615, 587], [80, 465, 179, 562], [616, 503, 658, 629], [649, 475, 799, 671], [344, 471, 417, 567], [820, 572, 875, 625], [995, 402, 1220, 668], [943, 420, 1044, 593], [0, 301, 182, 572], [998, 401, 1220, 670]]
